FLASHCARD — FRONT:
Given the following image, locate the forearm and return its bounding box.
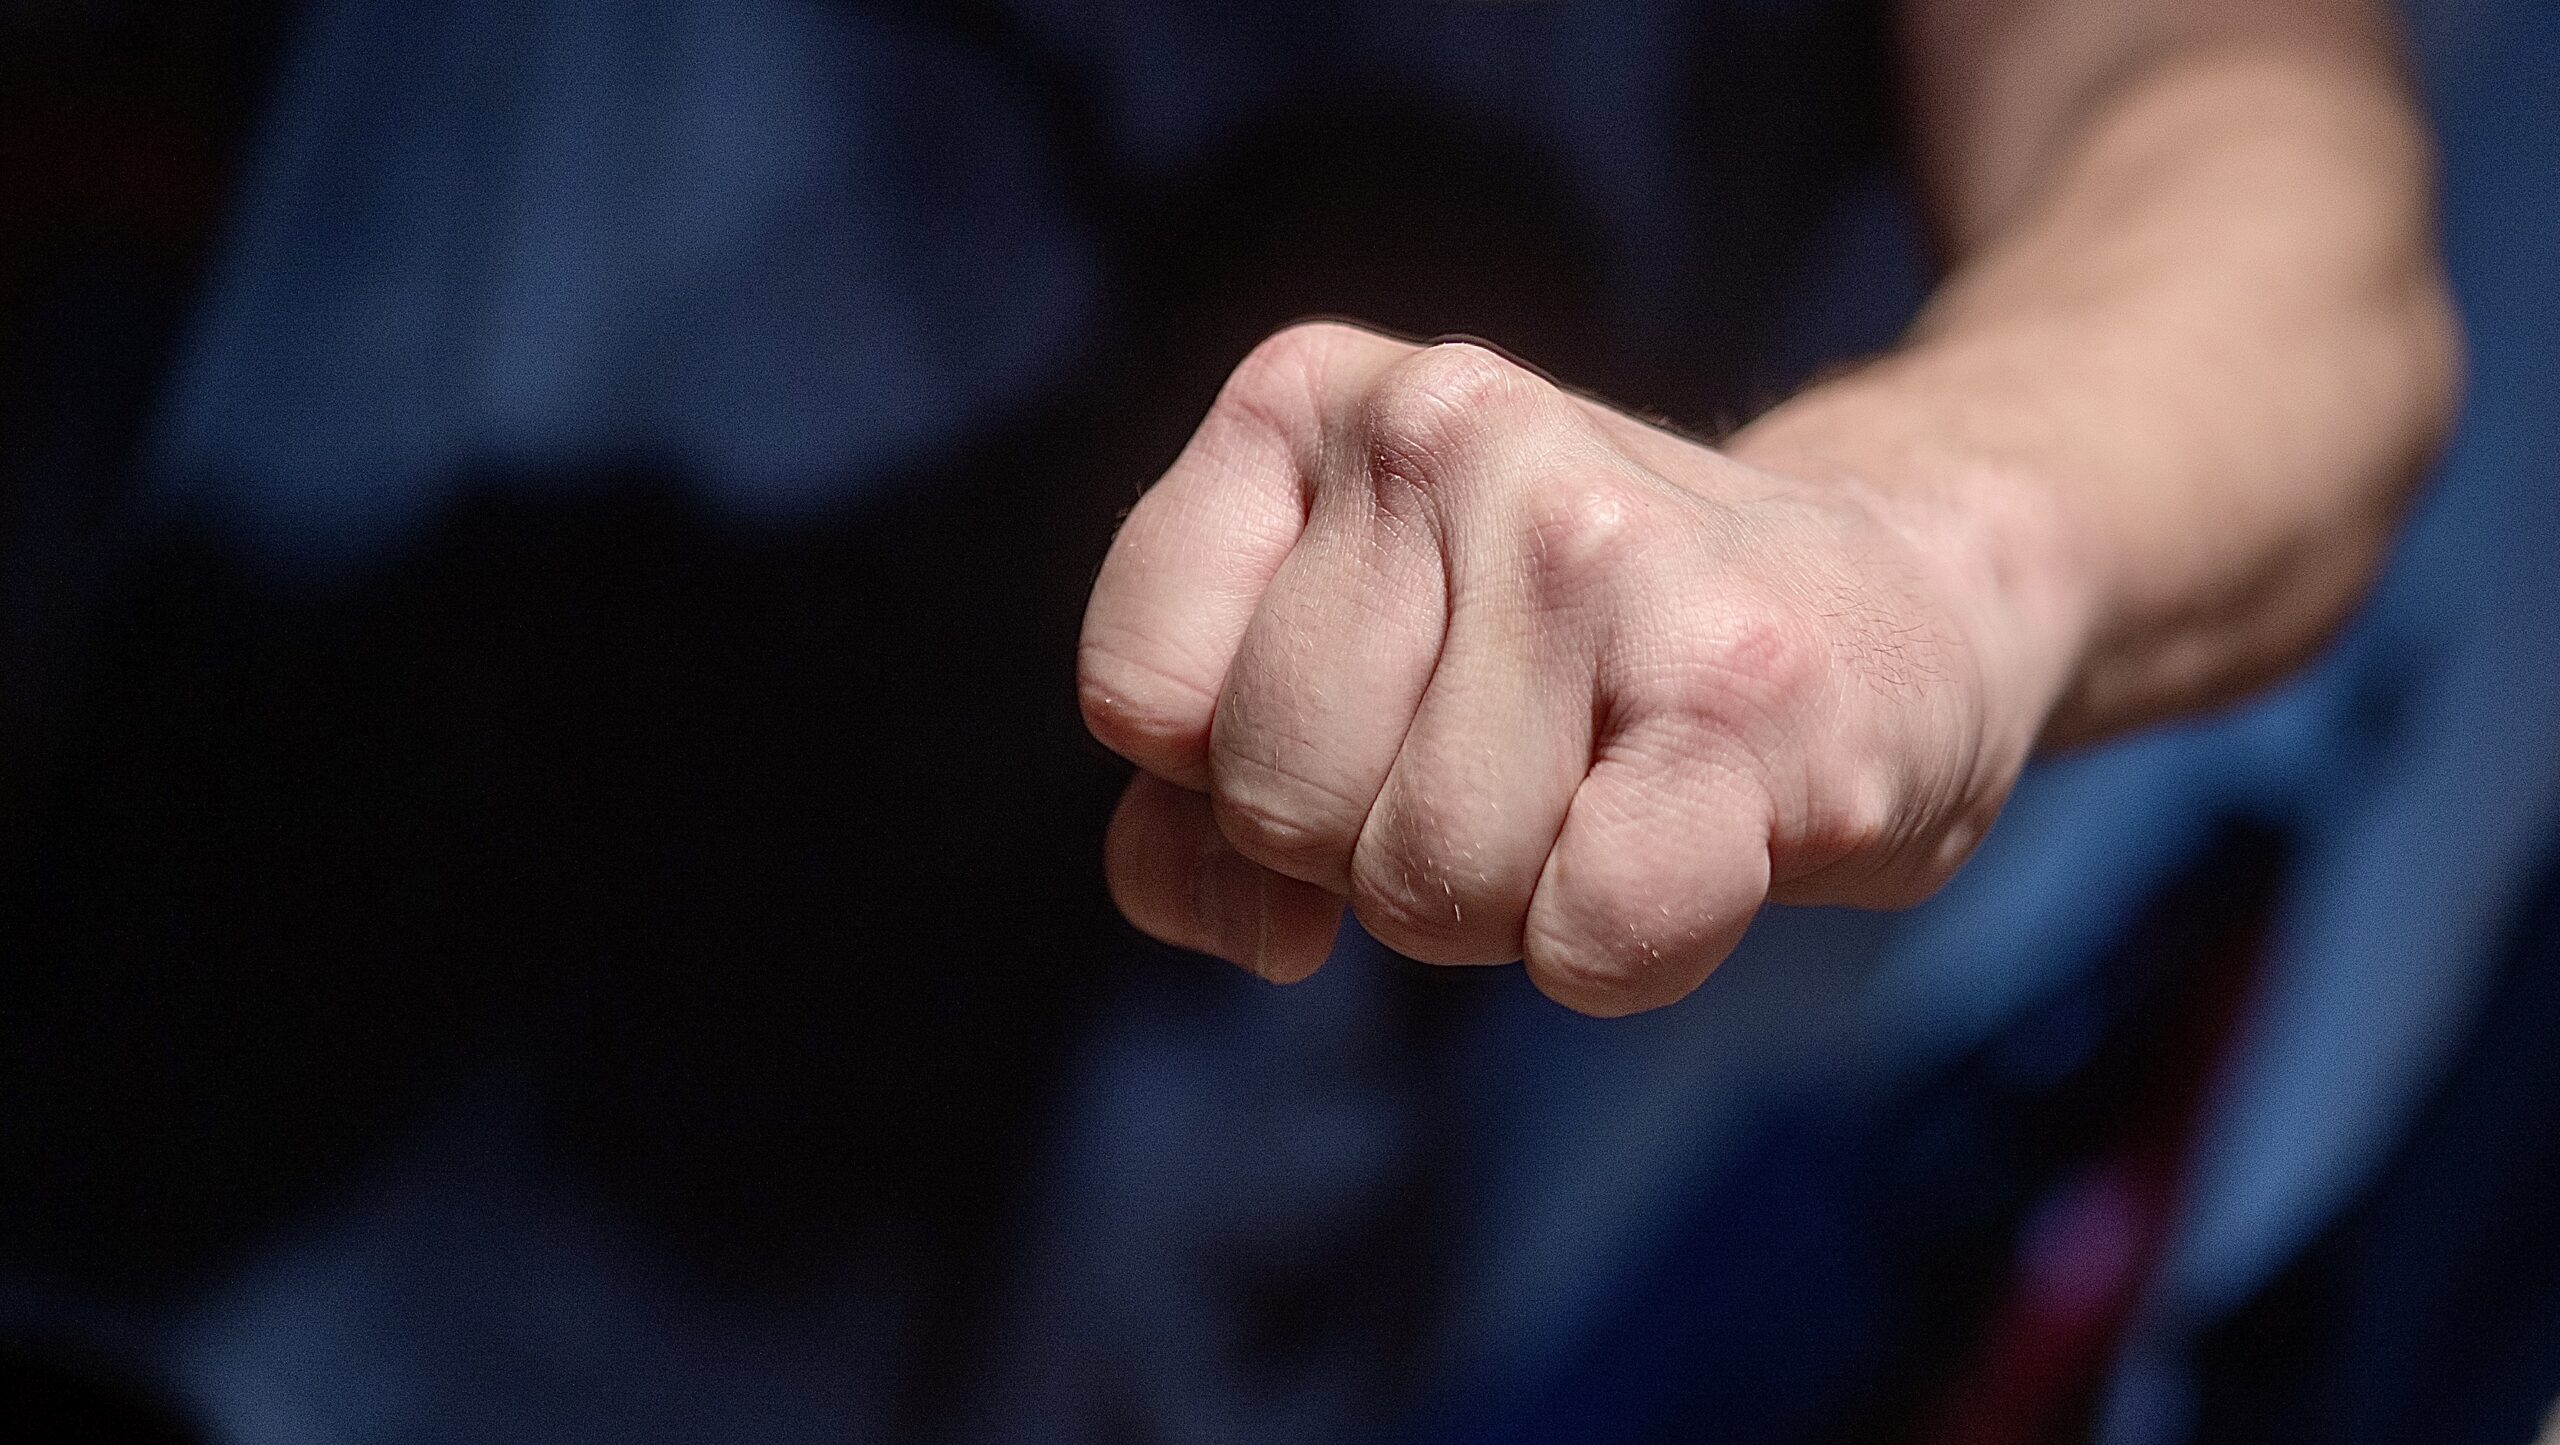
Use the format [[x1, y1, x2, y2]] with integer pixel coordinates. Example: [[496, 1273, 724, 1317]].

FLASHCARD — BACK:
[[1728, 24, 2461, 743]]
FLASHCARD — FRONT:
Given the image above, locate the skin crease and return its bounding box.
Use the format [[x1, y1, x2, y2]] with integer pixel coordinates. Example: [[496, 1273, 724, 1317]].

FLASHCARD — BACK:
[[1077, 0, 2462, 1016]]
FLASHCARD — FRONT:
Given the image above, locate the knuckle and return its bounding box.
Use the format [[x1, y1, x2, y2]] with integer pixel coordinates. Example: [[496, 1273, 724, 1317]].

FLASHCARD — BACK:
[[1076, 637, 1216, 767], [1359, 343, 1547, 487], [1915, 804, 1995, 888], [1351, 883, 1462, 956], [1796, 768, 1903, 871], [1523, 917, 1663, 1014], [1696, 602, 1827, 709], [1620, 597, 1827, 754], [1523, 834, 1766, 1014], [1346, 848, 1476, 954], [1522, 467, 1652, 599], [1210, 761, 1361, 881], [1877, 794, 1997, 903], [1218, 322, 1352, 441], [1258, 319, 1368, 366]]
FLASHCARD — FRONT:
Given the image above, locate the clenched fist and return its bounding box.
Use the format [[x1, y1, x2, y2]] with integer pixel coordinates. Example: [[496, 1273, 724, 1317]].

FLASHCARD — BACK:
[[1079, 322, 2079, 1015]]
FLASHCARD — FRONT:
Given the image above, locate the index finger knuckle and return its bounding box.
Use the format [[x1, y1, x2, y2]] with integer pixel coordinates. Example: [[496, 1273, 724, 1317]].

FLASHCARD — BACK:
[[1358, 343, 1558, 494]]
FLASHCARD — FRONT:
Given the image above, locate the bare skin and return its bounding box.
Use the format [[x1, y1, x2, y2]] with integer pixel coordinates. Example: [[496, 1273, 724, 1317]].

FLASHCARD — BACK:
[[1077, 0, 2461, 1016]]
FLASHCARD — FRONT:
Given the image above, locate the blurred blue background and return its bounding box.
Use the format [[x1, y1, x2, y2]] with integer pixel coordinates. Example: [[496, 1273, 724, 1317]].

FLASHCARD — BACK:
[[2, 2, 2554, 1441]]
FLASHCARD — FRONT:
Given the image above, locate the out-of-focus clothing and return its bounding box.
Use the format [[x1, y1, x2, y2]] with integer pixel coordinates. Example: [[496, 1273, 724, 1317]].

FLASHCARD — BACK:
[[3, 2, 2555, 1441]]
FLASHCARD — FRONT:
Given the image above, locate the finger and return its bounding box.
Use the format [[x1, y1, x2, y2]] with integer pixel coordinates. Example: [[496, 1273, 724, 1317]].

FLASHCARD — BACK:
[[1078, 321, 1416, 790], [1344, 461, 1643, 964], [1344, 637, 1586, 964], [1205, 457, 1450, 890], [1522, 726, 1773, 1017], [1103, 771, 1344, 983], [1201, 338, 1525, 890], [1208, 337, 1602, 896]]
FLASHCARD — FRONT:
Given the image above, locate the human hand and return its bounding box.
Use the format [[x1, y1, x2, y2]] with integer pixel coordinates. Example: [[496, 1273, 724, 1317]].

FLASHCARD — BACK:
[[1078, 322, 2080, 1015]]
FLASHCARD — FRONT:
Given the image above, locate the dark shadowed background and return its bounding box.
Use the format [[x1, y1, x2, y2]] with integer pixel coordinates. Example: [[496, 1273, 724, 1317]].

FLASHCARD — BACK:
[[3, 3, 2556, 1442]]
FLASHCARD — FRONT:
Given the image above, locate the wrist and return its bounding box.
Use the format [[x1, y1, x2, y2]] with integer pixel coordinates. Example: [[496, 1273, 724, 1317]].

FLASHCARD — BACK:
[[1723, 369, 2105, 754]]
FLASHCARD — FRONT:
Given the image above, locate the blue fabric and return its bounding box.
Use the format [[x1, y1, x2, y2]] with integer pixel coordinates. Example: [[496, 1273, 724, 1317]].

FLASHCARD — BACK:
[[2100, 4, 2560, 1435], [121, 5, 1924, 1438], [1471, 0, 2560, 1432], [147, 0, 1103, 568], [2193, 847, 2560, 1444], [62, 0, 2560, 1439], [1412, 0, 2560, 1434]]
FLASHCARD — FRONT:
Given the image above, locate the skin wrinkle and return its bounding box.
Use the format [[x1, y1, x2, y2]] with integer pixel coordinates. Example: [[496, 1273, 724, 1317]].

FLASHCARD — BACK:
[[1339, 433, 1484, 925], [1082, 1, 2457, 1005], [1078, 627, 1223, 711], [1209, 746, 1378, 878], [1174, 408, 1304, 532], [1522, 802, 1762, 1012], [1599, 611, 1812, 778], [1356, 344, 1539, 498], [1359, 479, 1603, 954], [1351, 704, 1546, 959], [1210, 386, 1470, 901], [1222, 324, 1358, 504], [1402, 491, 1597, 891]]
